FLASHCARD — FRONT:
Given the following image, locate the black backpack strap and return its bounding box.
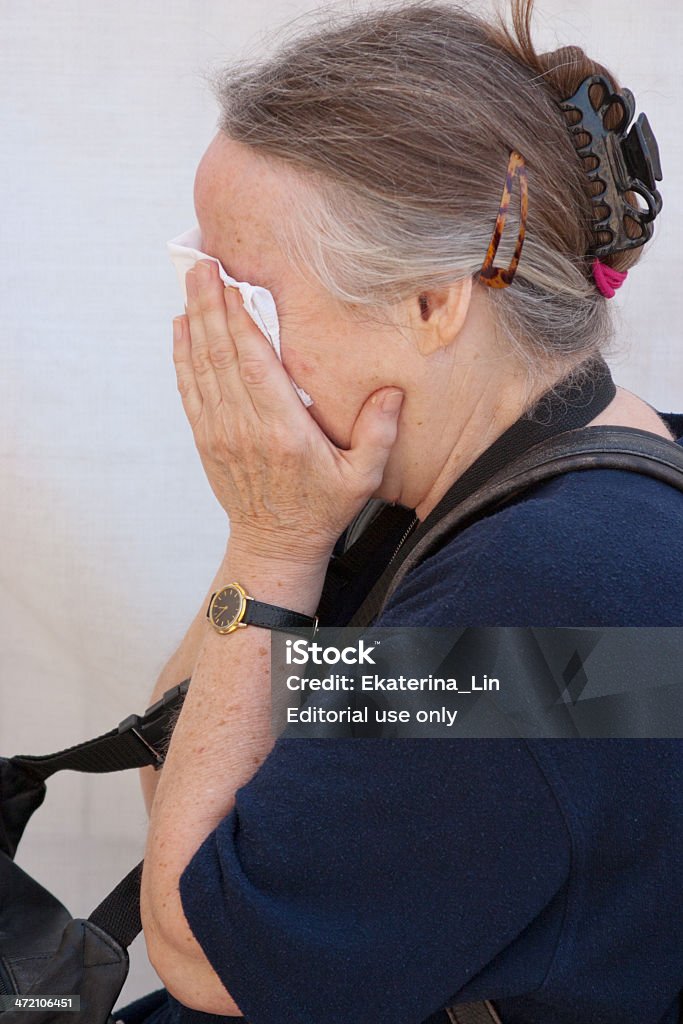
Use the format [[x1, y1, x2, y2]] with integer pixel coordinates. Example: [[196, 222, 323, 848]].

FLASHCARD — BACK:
[[7, 688, 192, 951], [350, 425, 683, 626], [11, 680, 190, 782], [88, 860, 143, 950]]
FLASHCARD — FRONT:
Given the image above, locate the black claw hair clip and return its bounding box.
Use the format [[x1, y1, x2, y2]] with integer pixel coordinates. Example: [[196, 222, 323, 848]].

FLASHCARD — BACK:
[[559, 74, 663, 258]]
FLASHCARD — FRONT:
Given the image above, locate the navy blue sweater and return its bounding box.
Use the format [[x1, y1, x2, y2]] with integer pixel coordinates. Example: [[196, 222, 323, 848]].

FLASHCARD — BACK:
[[115, 413, 683, 1024]]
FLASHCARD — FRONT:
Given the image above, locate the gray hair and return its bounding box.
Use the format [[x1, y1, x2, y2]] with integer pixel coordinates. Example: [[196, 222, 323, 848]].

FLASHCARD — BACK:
[[203, 0, 649, 387]]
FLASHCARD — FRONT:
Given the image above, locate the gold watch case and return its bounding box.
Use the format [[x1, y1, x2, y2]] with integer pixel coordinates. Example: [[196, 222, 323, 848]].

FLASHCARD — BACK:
[[207, 582, 250, 634]]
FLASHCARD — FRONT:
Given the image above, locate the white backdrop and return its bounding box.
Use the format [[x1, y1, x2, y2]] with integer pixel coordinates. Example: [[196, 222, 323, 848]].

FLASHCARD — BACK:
[[1, 0, 681, 1007]]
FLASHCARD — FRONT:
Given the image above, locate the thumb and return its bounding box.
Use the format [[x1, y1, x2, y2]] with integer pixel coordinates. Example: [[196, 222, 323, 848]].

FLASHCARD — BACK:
[[346, 388, 404, 486]]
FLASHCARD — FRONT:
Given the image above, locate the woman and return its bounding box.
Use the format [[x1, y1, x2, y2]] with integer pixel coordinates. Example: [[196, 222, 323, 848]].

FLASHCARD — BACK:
[[115, 1, 683, 1022]]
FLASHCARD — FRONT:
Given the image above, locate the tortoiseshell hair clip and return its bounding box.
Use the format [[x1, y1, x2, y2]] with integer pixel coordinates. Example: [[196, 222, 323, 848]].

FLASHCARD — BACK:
[[478, 150, 528, 289]]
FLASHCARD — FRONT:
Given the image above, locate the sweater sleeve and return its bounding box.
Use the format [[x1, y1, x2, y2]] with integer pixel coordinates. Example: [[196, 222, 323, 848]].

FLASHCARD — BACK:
[[177, 733, 570, 1024]]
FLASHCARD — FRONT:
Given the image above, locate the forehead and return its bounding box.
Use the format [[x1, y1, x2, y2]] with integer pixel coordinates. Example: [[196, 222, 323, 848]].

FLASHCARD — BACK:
[[193, 132, 286, 284]]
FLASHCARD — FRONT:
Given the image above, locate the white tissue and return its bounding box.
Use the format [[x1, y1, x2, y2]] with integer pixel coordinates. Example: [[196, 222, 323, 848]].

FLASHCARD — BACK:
[[166, 226, 312, 406]]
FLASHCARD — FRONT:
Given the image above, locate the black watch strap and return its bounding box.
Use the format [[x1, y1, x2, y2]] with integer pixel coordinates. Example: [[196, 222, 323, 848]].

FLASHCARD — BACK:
[[243, 598, 318, 635]]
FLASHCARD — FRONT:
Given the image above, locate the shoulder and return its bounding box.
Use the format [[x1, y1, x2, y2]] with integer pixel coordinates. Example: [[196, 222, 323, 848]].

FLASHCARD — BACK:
[[378, 454, 683, 627]]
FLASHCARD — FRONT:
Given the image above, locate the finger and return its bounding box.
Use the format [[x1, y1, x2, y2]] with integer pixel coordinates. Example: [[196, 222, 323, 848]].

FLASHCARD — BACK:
[[172, 315, 204, 428], [192, 260, 241, 401], [185, 265, 223, 410], [344, 388, 404, 489], [224, 285, 309, 424]]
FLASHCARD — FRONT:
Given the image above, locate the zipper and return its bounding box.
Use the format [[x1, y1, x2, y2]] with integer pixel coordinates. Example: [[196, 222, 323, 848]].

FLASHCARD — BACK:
[[387, 514, 419, 568]]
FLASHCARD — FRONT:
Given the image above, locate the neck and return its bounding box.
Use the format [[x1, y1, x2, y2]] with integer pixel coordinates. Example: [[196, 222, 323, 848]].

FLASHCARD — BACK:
[[414, 375, 535, 521], [375, 289, 582, 521], [406, 350, 578, 521]]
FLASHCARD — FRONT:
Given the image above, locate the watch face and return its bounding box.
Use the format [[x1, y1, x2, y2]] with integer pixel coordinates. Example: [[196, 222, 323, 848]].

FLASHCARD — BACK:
[[211, 585, 246, 633]]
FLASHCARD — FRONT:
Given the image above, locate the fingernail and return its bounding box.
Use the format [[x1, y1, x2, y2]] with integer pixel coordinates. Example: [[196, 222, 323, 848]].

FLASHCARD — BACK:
[[173, 318, 183, 343], [381, 390, 404, 413]]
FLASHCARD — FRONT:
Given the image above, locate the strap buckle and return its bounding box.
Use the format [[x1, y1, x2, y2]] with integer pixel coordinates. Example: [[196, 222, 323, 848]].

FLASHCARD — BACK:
[[143, 678, 190, 719], [117, 679, 191, 770], [117, 714, 164, 768]]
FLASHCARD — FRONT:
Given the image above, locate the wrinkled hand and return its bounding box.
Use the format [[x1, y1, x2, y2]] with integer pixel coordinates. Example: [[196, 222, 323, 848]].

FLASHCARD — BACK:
[[172, 259, 404, 566]]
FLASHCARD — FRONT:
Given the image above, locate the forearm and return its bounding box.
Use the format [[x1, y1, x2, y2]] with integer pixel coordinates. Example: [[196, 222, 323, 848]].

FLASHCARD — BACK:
[[140, 548, 230, 818], [139, 543, 326, 1010]]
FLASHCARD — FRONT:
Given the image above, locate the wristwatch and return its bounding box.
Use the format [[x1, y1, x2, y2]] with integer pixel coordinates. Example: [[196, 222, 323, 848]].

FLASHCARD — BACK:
[[206, 582, 319, 636]]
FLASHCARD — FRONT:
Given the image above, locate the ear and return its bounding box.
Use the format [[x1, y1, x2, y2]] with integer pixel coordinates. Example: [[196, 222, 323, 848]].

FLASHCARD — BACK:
[[414, 277, 473, 357]]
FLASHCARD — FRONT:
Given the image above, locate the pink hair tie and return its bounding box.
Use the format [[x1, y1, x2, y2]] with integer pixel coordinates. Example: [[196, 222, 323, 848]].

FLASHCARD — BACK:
[[592, 258, 628, 299]]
